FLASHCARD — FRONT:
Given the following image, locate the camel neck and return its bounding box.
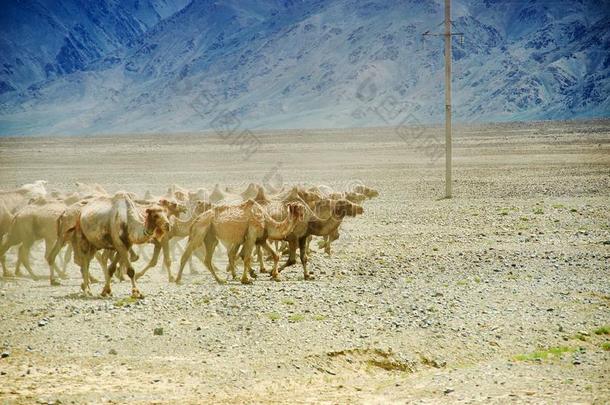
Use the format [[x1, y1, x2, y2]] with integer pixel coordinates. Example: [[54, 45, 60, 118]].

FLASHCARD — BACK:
[[124, 198, 154, 244], [265, 209, 294, 239]]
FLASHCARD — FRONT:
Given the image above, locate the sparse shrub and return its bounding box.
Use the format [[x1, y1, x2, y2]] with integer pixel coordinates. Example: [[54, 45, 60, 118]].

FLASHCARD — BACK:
[[513, 346, 574, 361], [266, 312, 281, 321], [288, 314, 305, 322]]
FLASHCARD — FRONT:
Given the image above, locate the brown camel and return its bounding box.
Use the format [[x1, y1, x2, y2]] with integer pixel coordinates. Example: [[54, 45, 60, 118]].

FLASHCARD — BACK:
[[280, 198, 363, 280], [135, 200, 212, 282], [175, 199, 303, 284], [71, 192, 169, 298]]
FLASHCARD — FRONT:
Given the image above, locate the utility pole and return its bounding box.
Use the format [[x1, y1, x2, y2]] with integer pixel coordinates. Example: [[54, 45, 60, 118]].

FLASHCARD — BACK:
[[423, 0, 462, 199], [444, 0, 452, 198]]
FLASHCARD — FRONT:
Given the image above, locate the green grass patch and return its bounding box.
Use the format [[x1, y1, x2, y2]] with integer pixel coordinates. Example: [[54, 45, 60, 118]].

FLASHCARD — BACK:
[[456, 280, 467, 286], [533, 208, 544, 215], [282, 298, 295, 306], [513, 346, 575, 362], [602, 342, 610, 351], [288, 314, 305, 322], [313, 314, 327, 321], [570, 208, 578, 213], [474, 277, 482, 283], [114, 297, 138, 307], [499, 209, 509, 216], [552, 204, 565, 209], [266, 312, 281, 321], [593, 326, 610, 335], [519, 216, 529, 222], [573, 333, 588, 342]]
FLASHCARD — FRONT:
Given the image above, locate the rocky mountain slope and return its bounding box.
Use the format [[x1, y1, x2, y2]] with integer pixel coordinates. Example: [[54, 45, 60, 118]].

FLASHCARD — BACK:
[[0, 0, 607, 135]]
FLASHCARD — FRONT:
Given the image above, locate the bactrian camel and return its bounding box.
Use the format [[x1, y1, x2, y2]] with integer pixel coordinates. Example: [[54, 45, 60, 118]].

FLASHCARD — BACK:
[[175, 199, 304, 284], [71, 192, 170, 298]]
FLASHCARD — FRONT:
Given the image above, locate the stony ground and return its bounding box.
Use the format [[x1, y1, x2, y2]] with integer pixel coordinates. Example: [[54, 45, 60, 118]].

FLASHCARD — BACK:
[[0, 120, 609, 404]]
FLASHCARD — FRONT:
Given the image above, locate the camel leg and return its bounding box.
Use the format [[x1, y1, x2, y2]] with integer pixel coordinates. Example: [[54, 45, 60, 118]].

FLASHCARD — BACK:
[[135, 241, 162, 280], [176, 238, 201, 284], [101, 254, 120, 297], [187, 243, 198, 275], [47, 238, 66, 283], [306, 235, 313, 255], [240, 237, 255, 285], [193, 246, 206, 268], [80, 257, 93, 296], [161, 241, 173, 282], [129, 247, 139, 262], [60, 244, 72, 274], [44, 238, 62, 286], [239, 245, 258, 279], [100, 250, 122, 282], [0, 250, 11, 278], [18, 243, 42, 281], [202, 236, 225, 284], [279, 239, 298, 272], [0, 235, 19, 278], [257, 244, 268, 273], [261, 241, 281, 281], [299, 236, 313, 280], [226, 244, 240, 281]]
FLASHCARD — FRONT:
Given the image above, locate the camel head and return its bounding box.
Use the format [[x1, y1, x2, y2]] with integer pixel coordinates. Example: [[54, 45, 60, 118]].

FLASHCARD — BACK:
[[158, 198, 187, 217], [145, 205, 170, 240], [298, 187, 323, 206], [354, 185, 379, 199], [286, 201, 306, 222], [344, 191, 367, 204], [332, 199, 364, 219], [193, 200, 213, 215]]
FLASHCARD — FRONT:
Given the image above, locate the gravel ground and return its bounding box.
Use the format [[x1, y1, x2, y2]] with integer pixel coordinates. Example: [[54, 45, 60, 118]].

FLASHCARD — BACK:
[[0, 120, 609, 404]]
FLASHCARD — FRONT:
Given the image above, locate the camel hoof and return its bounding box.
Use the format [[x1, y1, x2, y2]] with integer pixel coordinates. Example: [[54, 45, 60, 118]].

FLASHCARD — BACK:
[[101, 288, 112, 297], [260, 268, 269, 274], [304, 274, 315, 281], [216, 278, 227, 285], [50, 278, 61, 286], [168, 275, 175, 283], [271, 275, 281, 282], [249, 270, 258, 279], [3, 272, 15, 279], [131, 289, 144, 299], [240, 277, 253, 285], [175, 277, 183, 285], [189, 269, 200, 275]]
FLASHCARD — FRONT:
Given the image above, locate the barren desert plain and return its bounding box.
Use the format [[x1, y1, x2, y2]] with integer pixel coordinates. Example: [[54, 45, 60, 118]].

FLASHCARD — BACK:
[[0, 120, 609, 404]]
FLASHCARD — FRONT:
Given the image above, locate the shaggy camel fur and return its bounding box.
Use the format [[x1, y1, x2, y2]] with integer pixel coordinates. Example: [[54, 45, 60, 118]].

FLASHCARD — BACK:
[[94, 197, 185, 279], [135, 200, 212, 281], [280, 198, 363, 280], [72, 193, 169, 298], [175, 199, 303, 284]]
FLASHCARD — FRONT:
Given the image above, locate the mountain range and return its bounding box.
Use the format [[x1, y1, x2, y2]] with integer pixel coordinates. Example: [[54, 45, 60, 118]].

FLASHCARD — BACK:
[[0, 0, 608, 136]]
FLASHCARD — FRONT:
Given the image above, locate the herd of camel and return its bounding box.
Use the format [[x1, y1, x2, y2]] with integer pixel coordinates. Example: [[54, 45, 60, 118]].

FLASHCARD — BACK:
[[0, 180, 378, 298]]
